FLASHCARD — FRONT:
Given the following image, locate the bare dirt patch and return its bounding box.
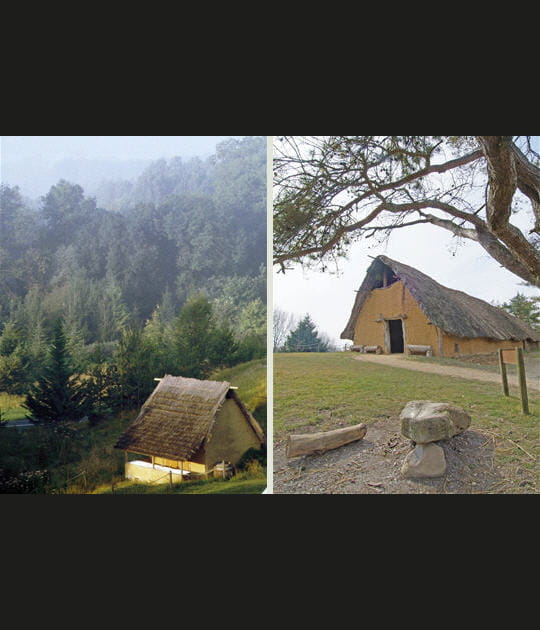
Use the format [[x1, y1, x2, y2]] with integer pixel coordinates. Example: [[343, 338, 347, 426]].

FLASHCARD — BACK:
[[273, 415, 537, 494]]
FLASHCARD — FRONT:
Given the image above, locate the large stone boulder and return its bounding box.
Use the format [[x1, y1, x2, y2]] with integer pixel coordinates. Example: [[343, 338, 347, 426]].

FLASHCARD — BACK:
[[400, 401, 471, 444], [401, 443, 447, 478]]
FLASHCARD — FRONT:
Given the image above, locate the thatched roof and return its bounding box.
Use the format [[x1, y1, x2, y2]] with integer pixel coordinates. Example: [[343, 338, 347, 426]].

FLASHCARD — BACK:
[[114, 375, 265, 460], [341, 255, 540, 342]]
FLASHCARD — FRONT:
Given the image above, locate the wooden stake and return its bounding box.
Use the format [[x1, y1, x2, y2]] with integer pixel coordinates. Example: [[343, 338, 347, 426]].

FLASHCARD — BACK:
[[498, 349, 509, 396], [516, 347, 529, 414]]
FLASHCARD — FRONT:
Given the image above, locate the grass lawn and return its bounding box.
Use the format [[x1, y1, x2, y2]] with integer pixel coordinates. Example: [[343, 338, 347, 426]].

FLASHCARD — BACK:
[[274, 352, 539, 475], [0, 393, 27, 422], [92, 477, 266, 494]]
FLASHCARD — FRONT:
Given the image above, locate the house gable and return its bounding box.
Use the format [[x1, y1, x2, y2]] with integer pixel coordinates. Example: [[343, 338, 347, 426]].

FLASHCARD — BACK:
[[353, 280, 438, 352], [204, 396, 264, 468]]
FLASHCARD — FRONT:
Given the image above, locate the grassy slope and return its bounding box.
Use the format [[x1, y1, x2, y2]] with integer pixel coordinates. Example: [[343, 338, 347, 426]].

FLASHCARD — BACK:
[[274, 352, 539, 476], [211, 358, 267, 433], [0, 393, 27, 422], [92, 476, 266, 494]]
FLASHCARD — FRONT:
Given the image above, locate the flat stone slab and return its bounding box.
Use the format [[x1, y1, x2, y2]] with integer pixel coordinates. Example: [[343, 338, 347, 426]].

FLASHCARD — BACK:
[[401, 442, 447, 478], [400, 400, 471, 444]]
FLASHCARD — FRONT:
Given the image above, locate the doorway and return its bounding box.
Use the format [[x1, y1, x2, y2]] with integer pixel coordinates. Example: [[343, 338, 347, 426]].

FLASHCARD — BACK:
[[388, 319, 404, 353]]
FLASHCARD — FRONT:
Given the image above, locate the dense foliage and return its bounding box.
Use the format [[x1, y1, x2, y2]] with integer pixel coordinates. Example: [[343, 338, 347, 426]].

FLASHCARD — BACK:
[[0, 137, 267, 398]]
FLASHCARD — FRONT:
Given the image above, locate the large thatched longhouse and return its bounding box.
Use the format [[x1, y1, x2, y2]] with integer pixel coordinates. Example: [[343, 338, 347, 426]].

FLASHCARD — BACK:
[[341, 256, 540, 357], [115, 375, 265, 483]]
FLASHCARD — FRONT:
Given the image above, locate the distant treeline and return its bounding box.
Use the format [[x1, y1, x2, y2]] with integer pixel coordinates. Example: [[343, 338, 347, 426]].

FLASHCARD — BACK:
[[0, 137, 267, 395]]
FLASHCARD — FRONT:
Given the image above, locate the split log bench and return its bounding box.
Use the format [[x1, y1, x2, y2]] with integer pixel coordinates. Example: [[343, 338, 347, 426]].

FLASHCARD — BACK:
[[405, 344, 433, 356], [351, 345, 382, 354]]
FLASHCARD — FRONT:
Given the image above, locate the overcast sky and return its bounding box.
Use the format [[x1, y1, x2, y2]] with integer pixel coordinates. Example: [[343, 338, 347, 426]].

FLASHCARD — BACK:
[[0, 136, 241, 162], [273, 137, 540, 348], [0, 135, 245, 200]]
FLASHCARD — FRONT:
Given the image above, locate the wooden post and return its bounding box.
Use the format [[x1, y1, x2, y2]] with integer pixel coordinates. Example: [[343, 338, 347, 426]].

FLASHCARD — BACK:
[[436, 327, 443, 357], [169, 471, 173, 490], [516, 347, 529, 414], [498, 349, 509, 396]]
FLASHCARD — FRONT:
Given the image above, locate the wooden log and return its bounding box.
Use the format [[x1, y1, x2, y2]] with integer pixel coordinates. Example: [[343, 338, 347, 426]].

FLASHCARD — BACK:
[[286, 423, 367, 458]]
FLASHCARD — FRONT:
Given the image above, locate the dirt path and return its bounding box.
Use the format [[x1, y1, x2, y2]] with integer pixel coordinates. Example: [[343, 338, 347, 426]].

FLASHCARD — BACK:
[[351, 353, 540, 391]]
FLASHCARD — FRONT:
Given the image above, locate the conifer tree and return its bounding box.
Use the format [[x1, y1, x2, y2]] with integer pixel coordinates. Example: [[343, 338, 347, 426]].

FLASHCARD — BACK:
[[23, 319, 88, 423], [111, 326, 155, 408], [501, 293, 540, 329], [283, 314, 329, 353], [173, 293, 238, 378]]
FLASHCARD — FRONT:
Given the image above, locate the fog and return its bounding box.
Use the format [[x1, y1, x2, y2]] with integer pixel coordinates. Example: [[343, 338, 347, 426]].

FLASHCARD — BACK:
[[0, 136, 243, 199]]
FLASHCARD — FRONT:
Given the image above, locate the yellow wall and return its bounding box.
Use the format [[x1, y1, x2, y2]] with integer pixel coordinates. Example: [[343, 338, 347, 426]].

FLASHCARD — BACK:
[[353, 280, 524, 357], [354, 281, 438, 351], [125, 461, 186, 484], [440, 335, 522, 357], [203, 398, 262, 469], [154, 457, 205, 473]]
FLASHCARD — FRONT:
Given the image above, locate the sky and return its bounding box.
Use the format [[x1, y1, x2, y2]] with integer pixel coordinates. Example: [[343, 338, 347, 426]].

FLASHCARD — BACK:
[[0, 136, 240, 162], [0, 136, 244, 199], [273, 137, 540, 348]]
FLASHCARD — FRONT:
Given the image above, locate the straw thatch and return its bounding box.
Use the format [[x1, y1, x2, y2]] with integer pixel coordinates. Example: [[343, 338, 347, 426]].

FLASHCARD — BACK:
[[341, 255, 540, 342], [114, 374, 264, 461]]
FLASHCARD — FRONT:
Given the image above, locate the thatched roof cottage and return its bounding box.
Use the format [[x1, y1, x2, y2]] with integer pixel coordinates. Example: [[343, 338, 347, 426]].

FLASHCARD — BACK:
[[114, 375, 265, 483], [341, 255, 540, 357]]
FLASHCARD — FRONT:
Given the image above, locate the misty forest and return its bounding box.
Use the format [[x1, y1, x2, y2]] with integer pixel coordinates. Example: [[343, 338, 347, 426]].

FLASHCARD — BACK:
[[0, 136, 267, 493]]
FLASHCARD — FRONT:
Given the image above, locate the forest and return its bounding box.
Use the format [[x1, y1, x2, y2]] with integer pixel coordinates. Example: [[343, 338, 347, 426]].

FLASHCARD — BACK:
[[0, 137, 266, 452]]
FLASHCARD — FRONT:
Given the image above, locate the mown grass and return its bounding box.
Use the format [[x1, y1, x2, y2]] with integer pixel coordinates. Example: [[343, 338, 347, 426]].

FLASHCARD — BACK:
[[0, 393, 27, 422], [274, 352, 539, 476]]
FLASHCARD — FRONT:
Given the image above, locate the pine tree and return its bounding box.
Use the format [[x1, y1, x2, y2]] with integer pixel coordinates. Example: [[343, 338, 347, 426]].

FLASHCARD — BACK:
[[173, 294, 215, 379], [80, 342, 126, 424], [111, 326, 155, 408], [283, 314, 329, 353], [501, 293, 540, 329], [23, 319, 88, 424], [172, 293, 238, 378]]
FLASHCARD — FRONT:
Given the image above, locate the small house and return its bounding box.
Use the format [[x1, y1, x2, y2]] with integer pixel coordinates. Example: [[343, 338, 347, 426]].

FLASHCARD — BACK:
[[341, 255, 540, 357], [114, 375, 265, 483]]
